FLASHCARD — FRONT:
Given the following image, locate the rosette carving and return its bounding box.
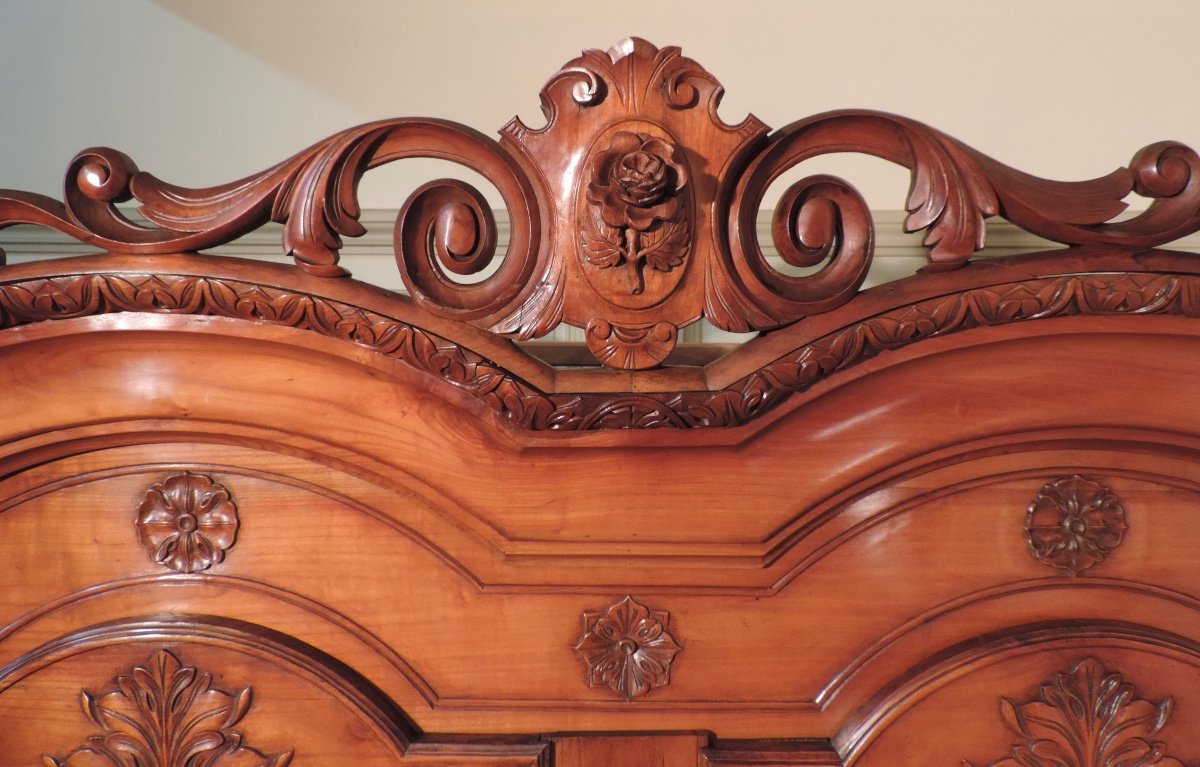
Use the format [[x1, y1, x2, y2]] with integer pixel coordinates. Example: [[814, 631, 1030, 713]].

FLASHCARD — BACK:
[[1025, 475, 1127, 576], [964, 658, 1183, 767], [136, 472, 239, 574], [44, 648, 292, 767], [574, 596, 682, 701]]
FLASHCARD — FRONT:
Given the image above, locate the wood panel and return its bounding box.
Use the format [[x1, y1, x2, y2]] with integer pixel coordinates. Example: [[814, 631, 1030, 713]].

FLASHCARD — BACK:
[[3, 33, 1200, 766]]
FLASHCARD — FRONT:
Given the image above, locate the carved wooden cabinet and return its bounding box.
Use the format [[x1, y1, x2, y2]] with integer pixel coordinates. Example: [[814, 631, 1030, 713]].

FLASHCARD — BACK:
[[3, 38, 1200, 767]]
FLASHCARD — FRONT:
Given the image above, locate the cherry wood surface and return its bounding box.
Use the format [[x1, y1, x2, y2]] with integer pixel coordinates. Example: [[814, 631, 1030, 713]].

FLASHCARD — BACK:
[[3, 37, 1200, 767]]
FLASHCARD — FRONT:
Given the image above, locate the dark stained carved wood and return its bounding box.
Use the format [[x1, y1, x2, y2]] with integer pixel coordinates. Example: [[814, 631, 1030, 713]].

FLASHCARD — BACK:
[[964, 658, 1184, 767], [1024, 476, 1127, 577], [44, 649, 292, 767], [136, 473, 238, 573], [574, 596, 682, 701]]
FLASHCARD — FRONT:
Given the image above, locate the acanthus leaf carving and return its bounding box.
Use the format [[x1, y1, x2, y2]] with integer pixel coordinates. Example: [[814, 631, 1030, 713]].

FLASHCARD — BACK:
[[964, 658, 1184, 767], [44, 648, 293, 767], [5, 39, 1200, 368]]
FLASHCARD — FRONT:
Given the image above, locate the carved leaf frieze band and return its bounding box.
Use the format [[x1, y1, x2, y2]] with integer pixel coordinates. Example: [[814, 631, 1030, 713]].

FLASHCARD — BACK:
[[1, 271, 1200, 429], [574, 596, 681, 701], [963, 658, 1184, 767], [44, 648, 293, 767], [4, 38, 1199, 368], [1025, 475, 1127, 576], [136, 472, 239, 573]]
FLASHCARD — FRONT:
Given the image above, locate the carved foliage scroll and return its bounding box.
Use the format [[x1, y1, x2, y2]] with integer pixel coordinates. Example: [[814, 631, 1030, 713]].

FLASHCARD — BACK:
[[3, 39, 1200, 369], [574, 596, 682, 701], [44, 649, 293, 767], [964, 658, 1184, 767], [1025, 476, 1127, 576], [136, 473, 239, 574], [4, 39, 1200, 368]]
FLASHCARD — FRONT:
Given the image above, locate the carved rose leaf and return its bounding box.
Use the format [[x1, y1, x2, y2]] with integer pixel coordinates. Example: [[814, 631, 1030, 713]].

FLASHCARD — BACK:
[[581, 229, 625, 268], [640, 220, 690, 272]]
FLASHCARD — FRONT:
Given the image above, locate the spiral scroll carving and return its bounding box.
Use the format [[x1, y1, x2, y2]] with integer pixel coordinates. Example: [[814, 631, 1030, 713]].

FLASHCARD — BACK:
[[3, 38, 1200, 368]]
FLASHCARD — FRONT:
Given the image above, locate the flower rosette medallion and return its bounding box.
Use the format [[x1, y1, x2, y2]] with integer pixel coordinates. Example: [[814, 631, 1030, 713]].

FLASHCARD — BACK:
[[136, 472, 239, 573], [574, 595, 682, 701], [1024, 475, 1127, 576]]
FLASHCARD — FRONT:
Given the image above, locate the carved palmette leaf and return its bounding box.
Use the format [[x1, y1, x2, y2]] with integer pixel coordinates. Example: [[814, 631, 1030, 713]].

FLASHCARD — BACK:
[[45, 649, 292, 767], [965, 658, 1185, 767]]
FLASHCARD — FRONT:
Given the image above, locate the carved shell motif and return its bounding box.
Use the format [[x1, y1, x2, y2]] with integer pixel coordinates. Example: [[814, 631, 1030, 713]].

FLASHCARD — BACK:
[[964, 658, 1184, 767], [136, 472, 239, 573], [1025, 475, 1127, 576], [43, 648, 292, 767], [574, 595, 682, 701]]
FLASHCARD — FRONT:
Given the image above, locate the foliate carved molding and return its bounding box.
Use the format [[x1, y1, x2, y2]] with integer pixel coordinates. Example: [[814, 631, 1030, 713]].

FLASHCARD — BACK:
[[2, 271, 1200, 429], [964, 658, 1184, 767], [44, 648, 293, 767], [4, 39, 1200, 369], [574, 596, 682, 701], [1025, 475, 1127, 576], [136, 472, 239, 573]]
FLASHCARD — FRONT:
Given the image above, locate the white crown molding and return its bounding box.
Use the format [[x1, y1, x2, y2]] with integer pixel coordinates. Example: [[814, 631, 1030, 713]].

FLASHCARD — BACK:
[[7, 209, 1195, 261]]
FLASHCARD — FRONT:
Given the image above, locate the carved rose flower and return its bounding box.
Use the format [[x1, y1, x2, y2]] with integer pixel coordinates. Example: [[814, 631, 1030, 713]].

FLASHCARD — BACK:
[[136, 472, 239, 573], [1025, 475, 1126, 576], [574, 595, 681, 700], [587, 132, 689, 232]]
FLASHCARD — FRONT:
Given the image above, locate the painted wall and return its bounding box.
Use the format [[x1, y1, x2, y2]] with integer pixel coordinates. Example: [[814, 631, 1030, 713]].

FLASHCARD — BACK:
[[4, 0, 1199, 213]]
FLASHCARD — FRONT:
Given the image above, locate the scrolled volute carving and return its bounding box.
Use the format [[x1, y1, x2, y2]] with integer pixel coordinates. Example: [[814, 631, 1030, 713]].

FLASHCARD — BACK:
[[3, 38, 1200, 369], [44, 648, 293, 767]]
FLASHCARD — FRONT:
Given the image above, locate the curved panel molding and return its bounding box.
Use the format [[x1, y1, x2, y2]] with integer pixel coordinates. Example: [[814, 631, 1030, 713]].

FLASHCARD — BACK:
[[0, 270, 1198, 432]]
